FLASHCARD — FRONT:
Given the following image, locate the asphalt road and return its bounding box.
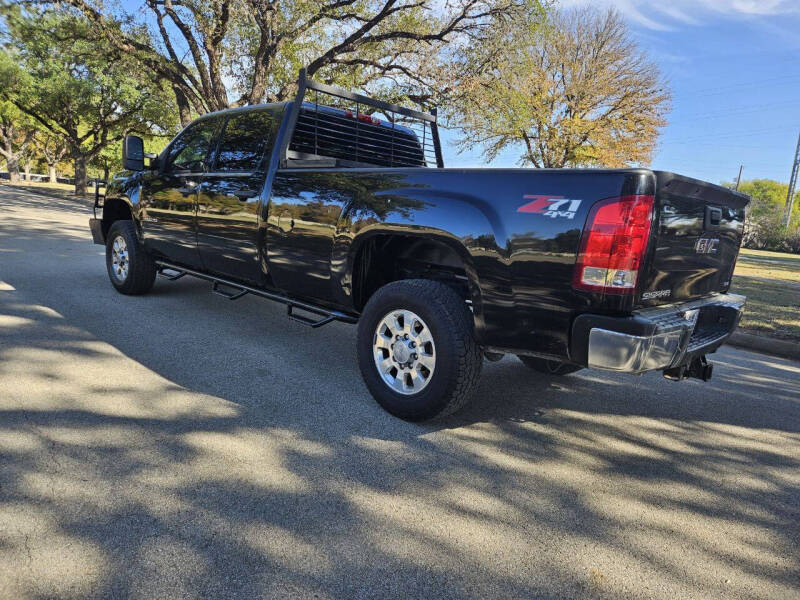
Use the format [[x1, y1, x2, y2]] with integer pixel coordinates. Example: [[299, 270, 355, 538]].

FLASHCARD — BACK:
[[1, 185, 798, 600]]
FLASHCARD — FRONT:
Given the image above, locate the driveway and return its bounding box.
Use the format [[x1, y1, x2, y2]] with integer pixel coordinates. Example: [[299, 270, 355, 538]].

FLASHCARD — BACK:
[[0, 185, 798, 599]]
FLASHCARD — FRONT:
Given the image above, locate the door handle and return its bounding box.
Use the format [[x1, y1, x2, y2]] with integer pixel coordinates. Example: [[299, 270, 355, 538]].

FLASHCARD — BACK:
[[704, 205, 722, 230]]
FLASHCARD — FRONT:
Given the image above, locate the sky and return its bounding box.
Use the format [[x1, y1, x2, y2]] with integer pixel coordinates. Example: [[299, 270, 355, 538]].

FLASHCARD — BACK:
[[112, 0, 800, 185], [443, 0, 800, 186]]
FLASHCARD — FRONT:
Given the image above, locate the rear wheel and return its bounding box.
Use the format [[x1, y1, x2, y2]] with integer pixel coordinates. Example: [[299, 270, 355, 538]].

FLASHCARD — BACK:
[[357, 279, 482, 421], [105, 220, 156, 295], [517, 355, 583, 375]]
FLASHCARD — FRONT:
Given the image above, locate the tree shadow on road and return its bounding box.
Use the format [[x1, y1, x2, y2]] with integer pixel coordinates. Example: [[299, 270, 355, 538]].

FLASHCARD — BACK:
[[1, 191, 799, 599]]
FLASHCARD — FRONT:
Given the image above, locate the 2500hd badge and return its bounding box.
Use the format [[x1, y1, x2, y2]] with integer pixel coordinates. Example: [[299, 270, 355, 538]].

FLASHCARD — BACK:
[[642, 289, 672, 300]]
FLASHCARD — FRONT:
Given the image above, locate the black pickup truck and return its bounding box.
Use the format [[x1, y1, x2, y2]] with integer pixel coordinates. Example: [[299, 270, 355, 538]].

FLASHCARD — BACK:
[[89, 70, 748, 421]]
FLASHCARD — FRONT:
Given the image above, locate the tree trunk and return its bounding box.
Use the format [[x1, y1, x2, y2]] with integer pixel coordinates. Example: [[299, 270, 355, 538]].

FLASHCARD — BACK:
[[48, 163, 57, 183], [102, 163, 110, 183], [23, 161, 31, 181], [173, 86, 193, 127], [73, 155, 88, 196], [7, 155, 20, 183]]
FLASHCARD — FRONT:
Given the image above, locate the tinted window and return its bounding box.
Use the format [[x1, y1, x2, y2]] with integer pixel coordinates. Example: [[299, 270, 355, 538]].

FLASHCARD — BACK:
[[215, 111, 275, 172], [166, 118, 219, 172]]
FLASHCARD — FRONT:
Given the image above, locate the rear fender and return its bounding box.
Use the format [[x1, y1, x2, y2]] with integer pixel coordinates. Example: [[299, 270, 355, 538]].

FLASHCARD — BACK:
[[334, 189, 512, 343]]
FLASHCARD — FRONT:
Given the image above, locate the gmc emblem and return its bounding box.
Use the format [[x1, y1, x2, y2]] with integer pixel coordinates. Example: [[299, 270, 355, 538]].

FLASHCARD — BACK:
[[695, 238, 719, 254]]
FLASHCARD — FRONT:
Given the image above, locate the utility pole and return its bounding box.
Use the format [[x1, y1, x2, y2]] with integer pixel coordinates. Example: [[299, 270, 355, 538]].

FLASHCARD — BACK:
[[784, 131, 800, 227], [735, 164, 743, 190]]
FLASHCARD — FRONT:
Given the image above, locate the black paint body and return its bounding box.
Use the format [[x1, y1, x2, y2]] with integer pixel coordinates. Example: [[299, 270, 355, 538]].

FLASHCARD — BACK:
[[102, 102, 749, 363]]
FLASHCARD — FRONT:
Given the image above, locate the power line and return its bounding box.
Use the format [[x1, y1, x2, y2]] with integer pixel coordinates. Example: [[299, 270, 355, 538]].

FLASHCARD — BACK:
[[667, 143, 785, 150], [686, 75, 800, 98], [677, 101, 800, 122], [666, 125, 800, 144]]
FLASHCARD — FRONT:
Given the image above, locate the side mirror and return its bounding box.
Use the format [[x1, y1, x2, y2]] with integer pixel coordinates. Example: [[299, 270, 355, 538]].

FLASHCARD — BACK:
[[122, 135, 145, 171]]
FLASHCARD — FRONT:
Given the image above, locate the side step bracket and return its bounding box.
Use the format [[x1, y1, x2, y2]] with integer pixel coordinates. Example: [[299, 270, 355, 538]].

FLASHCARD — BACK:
[[154, 261, 357, 328], [287, 305, 336, 328], [212, 281, 249, 300], [158, 268, 187, 281]]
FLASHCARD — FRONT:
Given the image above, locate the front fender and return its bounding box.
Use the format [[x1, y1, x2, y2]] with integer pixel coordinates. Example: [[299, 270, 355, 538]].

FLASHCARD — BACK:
[[102, 172, 143, 235]]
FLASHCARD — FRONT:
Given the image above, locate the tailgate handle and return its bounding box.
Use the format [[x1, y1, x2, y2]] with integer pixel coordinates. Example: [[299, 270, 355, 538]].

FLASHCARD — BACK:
[[705, 206, 722, 230]]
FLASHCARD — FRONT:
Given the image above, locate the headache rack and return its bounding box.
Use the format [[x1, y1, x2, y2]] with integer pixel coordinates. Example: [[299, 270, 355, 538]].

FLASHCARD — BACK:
[[279, 68, 443, 169]]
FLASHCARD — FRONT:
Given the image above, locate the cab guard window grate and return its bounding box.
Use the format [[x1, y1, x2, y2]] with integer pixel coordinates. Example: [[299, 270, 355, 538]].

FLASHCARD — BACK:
[[280, 68, 443, 169]]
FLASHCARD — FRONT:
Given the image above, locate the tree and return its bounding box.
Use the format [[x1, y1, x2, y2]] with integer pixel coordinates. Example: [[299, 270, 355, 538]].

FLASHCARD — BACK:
[[30, 0, 528, 125], [0, 8, 176, 195], [723, 179, 800, 251], [89, 133, 171, 184], [32, 132, 68, 183], [90, 145, 119, 186], [0, 101, 35, 182], [452, 6, 671, 168]]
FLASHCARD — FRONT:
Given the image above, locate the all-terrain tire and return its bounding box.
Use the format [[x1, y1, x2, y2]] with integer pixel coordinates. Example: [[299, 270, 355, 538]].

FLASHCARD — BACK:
[[357, 279, 482, 421], [105, 220, 156, 295], [517, 355, 583, 375]]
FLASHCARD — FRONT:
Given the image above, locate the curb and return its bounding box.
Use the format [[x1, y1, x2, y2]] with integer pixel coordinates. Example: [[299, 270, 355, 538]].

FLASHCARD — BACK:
[[727, 331, 800, 361]]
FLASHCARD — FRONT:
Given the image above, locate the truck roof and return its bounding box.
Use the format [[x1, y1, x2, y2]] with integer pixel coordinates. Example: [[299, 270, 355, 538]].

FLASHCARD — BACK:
[[192, 101, 290, 122]]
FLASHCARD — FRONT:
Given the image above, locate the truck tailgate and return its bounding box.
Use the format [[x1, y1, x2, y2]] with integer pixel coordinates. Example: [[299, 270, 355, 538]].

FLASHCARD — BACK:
[[638, 171, 749, 306]]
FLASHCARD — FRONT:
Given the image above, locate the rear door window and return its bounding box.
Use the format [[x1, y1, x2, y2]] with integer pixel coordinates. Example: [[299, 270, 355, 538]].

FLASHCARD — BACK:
[[214, 111, 276, 172]]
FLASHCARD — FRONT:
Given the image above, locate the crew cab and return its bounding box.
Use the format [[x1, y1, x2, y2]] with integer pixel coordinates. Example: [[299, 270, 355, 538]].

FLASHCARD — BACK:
[[89, 70, 749, 421]]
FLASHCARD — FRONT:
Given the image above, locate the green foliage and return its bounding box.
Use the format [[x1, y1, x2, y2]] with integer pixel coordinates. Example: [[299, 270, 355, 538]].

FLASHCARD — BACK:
[[0, 99, 38, 180], [0, 6, 177, 192], [723, 179, 800, 253], [26, 0, 532, 124], [89, 135, 171, 180], [451, 5, 670, 168]]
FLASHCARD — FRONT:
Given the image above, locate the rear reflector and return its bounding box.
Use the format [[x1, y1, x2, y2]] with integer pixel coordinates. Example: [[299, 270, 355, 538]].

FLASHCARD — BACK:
[[573, 195, 654, 295]]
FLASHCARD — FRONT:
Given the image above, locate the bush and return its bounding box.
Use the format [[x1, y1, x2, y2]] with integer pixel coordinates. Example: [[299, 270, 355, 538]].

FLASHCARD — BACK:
[[725, 179, 800, 254], [742, 207, 794, 251], [784, 232, 800, 254], [742, 209, 800, 253]]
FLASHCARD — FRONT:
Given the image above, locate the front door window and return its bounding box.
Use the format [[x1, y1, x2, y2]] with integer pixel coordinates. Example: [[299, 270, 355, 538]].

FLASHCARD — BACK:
[[166, 119, 220, 172]]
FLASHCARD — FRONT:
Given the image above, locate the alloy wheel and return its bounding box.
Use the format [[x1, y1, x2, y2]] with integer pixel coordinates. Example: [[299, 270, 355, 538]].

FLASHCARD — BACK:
[[111, 235, 129, 282], [373, 309, 436, 395]]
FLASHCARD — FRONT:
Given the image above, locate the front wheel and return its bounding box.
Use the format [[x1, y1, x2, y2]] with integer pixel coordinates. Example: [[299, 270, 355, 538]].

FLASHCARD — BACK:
[[105, 220, 156, 295], [357, 279, 482, 421]]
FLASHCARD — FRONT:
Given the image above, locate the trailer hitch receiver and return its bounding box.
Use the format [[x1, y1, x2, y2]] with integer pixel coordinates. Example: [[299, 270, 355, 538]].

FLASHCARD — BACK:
[[663, 355, 713, 382]]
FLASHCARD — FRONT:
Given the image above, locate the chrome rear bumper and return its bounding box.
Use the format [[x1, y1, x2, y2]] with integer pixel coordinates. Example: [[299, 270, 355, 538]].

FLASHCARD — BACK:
[[571, 294, 746, 373]]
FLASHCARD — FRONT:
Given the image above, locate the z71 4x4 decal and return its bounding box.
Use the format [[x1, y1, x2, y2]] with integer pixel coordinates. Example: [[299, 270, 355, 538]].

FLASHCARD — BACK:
[[518, 195, 583, 220]]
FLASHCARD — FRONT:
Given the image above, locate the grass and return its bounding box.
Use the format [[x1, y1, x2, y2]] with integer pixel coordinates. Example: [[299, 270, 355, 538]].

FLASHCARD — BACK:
[[5, 179, 76, 192], [0, 179, 104, 200], [732, 248, 800, 342]]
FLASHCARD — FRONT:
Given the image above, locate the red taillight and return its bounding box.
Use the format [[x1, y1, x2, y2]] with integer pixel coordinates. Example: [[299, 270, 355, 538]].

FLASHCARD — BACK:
[[572, 194, 654, 295]]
